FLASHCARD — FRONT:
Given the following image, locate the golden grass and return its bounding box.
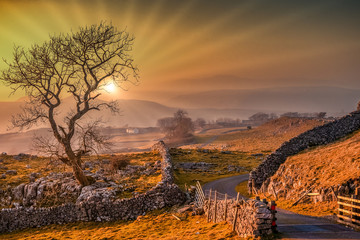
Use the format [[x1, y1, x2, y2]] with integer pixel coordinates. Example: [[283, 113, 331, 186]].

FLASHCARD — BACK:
[[216, 117, 324, 153], [254, 193, 337, 217], [271, 129, 360, 192], [170, 149, 262, 189], [235, 181, 252, 199], [0, 209, 241, 240], [276, 198, 337, 217]]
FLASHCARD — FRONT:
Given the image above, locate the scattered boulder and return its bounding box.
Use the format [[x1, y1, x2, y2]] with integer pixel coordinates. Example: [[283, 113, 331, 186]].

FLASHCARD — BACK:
[[101, 159, 110, 165], [221, 151, 232, 154], [0, 165, 8, 170], [29, 172, 40, 182], [5, 170, 17, 175], [177, 205, 193, 214], [176, 162, 217, 171]]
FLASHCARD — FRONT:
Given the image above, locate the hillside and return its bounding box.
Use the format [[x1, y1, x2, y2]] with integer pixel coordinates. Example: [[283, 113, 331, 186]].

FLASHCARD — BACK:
[[166, 86, 360, 114], [268, 129, 360, 201], [215, 117, 326, 153], [0, 99, 176, 133]]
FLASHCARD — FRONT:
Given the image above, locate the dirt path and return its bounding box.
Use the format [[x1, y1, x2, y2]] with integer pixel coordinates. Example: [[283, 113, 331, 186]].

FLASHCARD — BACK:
[[203, 174, 360, 239]]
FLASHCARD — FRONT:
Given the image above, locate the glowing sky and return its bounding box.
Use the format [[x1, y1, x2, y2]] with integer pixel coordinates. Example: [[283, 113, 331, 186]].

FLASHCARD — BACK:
[[0, 0, 359, 101]]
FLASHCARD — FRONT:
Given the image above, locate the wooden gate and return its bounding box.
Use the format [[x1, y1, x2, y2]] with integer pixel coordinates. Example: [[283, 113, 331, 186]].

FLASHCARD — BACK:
[[338, 194, 360, 229]]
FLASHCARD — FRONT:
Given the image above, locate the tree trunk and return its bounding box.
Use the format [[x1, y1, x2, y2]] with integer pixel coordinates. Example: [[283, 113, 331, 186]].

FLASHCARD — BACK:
[[72, 161, 90, 186], [62, 141, 92, 186]]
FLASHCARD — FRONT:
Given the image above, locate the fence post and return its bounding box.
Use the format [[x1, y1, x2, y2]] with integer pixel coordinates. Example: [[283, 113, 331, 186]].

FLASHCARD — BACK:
[[338, 195, 344, 221], [207, 189, 212, 222], [355, 188, 360, 222], [252, 179, 255, 194], [214, 191, 217, 223], [270, 200, 278, 233], [352, 194, 360, 223], [224, 194, 228, 222], [232, 199, 239, 232], [236, 192, 240, 202]]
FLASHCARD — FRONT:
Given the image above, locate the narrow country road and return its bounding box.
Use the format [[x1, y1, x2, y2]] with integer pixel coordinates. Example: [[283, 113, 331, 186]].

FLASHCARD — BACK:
[[203, 174, 360, 239]]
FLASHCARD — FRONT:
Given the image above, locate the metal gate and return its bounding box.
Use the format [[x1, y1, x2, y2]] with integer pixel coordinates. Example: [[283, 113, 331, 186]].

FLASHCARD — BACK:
[[194, 181, 206, 208]]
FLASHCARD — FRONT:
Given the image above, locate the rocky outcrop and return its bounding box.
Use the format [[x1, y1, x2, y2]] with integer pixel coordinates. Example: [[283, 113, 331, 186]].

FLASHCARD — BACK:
[[249, 111, 360, 191], [0, 141, 186, 233], [10, 172, 82, 207], [175, 162, 217, 171]]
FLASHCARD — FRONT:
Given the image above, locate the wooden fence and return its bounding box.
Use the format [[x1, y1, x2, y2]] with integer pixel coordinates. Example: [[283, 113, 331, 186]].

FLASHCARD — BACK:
[[338, 194, 360, 229], [197, 185, 277, 237]]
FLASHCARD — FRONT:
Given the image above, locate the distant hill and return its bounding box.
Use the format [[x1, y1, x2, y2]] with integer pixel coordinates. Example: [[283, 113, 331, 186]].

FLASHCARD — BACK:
[[166, 86, 360, 114], [0, 102, 23, 133], [0, 99, 262, 134], [0, 99, 177, 133]]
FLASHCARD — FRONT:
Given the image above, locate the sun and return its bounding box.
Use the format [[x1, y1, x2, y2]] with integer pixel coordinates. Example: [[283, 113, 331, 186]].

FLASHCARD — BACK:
[[104, 82, 117, 93]]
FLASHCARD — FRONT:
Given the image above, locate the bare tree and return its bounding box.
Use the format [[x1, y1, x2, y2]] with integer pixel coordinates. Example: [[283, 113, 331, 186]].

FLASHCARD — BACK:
[[0, 23, 138, 186], [194, 118, 206, 130], [157, 109, 194, 140]]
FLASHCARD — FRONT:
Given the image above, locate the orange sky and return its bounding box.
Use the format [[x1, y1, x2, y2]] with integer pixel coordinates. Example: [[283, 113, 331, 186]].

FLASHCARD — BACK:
[[0, 0, 359, 102]]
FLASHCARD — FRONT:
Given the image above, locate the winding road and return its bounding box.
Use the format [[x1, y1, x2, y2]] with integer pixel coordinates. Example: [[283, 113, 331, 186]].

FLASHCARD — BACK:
[[203, 174, 360, 239]]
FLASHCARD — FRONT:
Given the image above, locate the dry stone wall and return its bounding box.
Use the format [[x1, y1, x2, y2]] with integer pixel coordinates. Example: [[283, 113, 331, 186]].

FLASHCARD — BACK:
[[204, 199, 272, 238], [249, 111, 360, 191], [0, 141, 185, 233], [152, 140, 174, 184]]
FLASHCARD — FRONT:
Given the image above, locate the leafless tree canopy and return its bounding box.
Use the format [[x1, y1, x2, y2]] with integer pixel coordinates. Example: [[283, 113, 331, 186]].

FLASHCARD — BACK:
[[157, 109, 194, 141], [0, 23, 138, 185]]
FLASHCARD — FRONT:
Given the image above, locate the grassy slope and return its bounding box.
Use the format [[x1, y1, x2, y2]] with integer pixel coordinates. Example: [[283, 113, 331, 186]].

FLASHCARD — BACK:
[[0, 209, 240, 240], [272, 129, 360, 189], [217, 117, 325, 153], [170, 148, 262, 189], [264, 130, 360, 216]]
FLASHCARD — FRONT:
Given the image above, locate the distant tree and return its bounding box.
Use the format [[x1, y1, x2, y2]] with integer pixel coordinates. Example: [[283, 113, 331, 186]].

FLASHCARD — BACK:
[[317, 112, 327, 118], [157, 109, 194, 140], [0, 23, 138, 186], [194, 118, 206, 129], [269, 113, 278, 120], [281, 112, 300, 118], [249, 112, 270, 122]]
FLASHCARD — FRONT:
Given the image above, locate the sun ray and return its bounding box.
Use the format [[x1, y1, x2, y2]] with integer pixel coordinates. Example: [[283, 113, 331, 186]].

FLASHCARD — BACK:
[[135, 0, 198, 60], [142, 1, 333, 81], [139, 1, 258, 66]]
